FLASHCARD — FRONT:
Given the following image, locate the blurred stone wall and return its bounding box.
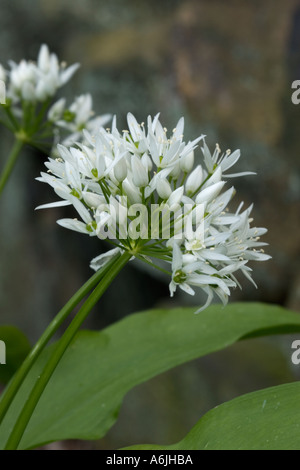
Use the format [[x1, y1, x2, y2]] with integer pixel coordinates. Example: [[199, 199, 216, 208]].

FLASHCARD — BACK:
[[0, 0, 299, 450]]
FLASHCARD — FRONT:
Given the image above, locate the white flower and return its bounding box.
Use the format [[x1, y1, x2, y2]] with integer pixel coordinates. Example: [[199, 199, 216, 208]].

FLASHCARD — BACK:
[[37, 112, 270, 312], [50, 93, 111, 147], [6, 44, 79, 103]]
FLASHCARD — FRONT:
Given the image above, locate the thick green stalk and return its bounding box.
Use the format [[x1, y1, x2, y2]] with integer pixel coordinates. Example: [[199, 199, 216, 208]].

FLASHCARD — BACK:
[[0, 138, 24, 196], [0, 256, 117, 426], [4, 251, 131, 450]]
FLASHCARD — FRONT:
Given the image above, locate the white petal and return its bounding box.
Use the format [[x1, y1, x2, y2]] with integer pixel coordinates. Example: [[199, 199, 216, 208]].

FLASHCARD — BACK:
[[35, 200, 71, 210], [172, 243, 183, 272], [167, 186, 184, 208], [57, 218, 89, 234], [82, 191, 106, 208], [38, 44, 50, 72], [59, 63, 80, 86], [201, 141, 214, 173], [127, 113, 140, 141], [221, 149, 241, 171], [225, 172, 256, 178], [197, 249, 230, 261], [90, 247, 122, 271], [172, 117, 184, 139], [185, 165, 203, 194], [72, 198, 93, 224], [195, 288, 214, 313], [179, 283, 195, 296]]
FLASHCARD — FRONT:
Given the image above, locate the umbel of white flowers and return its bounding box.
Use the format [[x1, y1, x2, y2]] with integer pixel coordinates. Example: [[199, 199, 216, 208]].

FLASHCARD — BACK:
[[3, 44, 79, 103], [0, 44, 111, 145], [37, 113, 271, 312]]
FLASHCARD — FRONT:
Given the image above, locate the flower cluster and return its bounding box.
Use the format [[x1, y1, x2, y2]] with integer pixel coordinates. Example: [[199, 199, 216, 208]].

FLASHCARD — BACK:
[[0, 44, 110, 150], [48, 93, 111, 146], [3, 44, 79, 104], [37, 113, 270, 312]]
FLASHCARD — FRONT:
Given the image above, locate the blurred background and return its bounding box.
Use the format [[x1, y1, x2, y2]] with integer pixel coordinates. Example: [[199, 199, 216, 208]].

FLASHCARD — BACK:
[[0, 0, 299, 450]]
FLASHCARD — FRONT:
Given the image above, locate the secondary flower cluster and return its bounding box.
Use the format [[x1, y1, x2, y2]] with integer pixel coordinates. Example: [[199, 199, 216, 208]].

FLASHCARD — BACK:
[[37, 113, 270, 312], [0, 44, 110, 148], [2, 44, 79, 103]]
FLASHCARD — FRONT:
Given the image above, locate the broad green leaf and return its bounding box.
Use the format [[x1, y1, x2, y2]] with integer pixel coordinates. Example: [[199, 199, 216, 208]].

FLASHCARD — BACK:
[[0, 326, 31, 385], [0, 302, 300, 449], [125, 382, 300, 450]]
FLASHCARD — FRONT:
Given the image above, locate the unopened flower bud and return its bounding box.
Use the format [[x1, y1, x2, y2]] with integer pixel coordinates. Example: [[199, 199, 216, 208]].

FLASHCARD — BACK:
[[185, 165, 203, 195], [114, 157, 127, 182], [38, 44, 51, 73], [141, 153, 153, 172], [156, 178, 172, 200], [180, 150, 194, 173], [131, 155, 149, 187], [195, 181, 225, 204], [122, 178, 142, 204]]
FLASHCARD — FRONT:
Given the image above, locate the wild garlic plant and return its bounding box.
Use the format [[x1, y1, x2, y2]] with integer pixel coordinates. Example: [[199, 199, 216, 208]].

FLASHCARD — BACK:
[[0, 46, 278, 452], [0, 44, 110, 195]]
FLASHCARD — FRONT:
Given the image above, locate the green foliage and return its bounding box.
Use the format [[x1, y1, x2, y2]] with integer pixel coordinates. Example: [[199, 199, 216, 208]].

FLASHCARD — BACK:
[[0, 302, 299, 449], [125, 382, 300, 450]]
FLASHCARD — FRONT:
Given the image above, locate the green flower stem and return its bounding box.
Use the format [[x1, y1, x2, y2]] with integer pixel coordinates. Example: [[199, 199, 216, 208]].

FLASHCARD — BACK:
[[33, 99, 51, 133], [0, 256, 118, 426], [3, 107, 20, 132], [0, 138, 24, 196], [4, 251, 131, 450]]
